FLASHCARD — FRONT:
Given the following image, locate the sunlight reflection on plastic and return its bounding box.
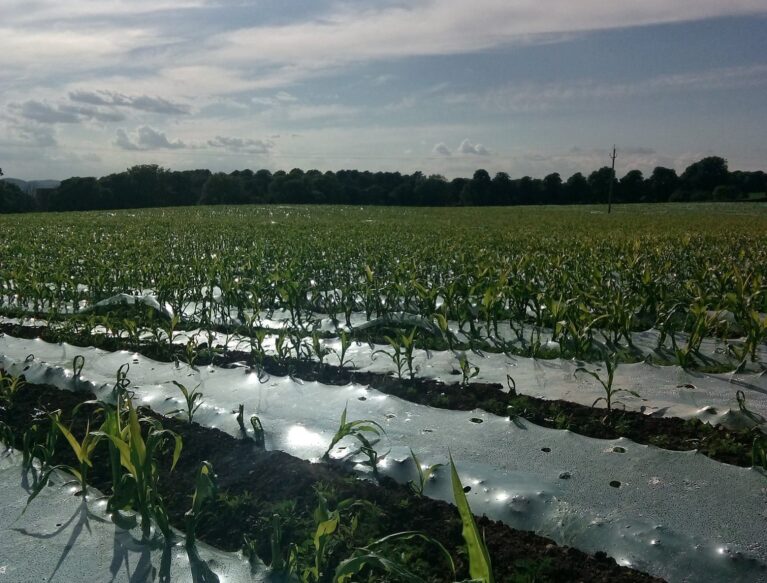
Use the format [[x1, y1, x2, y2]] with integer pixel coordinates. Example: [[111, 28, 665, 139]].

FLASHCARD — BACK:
[[285, 425, 324, 451]]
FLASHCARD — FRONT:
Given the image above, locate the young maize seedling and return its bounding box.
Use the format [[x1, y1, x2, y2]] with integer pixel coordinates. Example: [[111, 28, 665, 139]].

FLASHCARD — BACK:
[[458, 353, 480, 387], [506, 374, 517, 397], [26, 415, 101, 508], [268, 513, 299, 575], [407, 448, 443, 496], [72, 355, 85, 379], [305, 491, 340, 582], [289, 329, 311, 361], [0, 370, 26, 404], [752, 434, 767, 473], [171, 380, 204, 424], [322, 405, 385, 467], [21, 410, 60, 473], [236, 404, 246, 434], [311, 331, 331, 366], [123, 318, 141, 352], [449, 454, 494, 583], [575, 353, 640, 413], [0, 421, 13, 448], [334, 531, 455, 583], [160, 313, 181, 358], [373, 328, 417, 380], [242, 535, 260, 567], [251, 415, 265, 448], [275, 332, 292, 368], [95, 400, 182, 540], [186, 461, 217, 546], [333, 330, 354, 368], [183, 337, 200, 370], [736, 390, 765, 427], [435, 312, 457, 352], [248, 327, 268, 367]]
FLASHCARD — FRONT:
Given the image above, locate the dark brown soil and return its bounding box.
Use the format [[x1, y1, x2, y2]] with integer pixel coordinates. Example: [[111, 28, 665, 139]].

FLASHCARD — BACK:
[[0, 381, 664, 583], [1, 321, 761, 469]]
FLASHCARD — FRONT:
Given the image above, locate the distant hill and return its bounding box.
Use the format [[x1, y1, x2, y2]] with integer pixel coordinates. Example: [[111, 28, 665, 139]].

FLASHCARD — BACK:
[[0, 178, 60, 193]]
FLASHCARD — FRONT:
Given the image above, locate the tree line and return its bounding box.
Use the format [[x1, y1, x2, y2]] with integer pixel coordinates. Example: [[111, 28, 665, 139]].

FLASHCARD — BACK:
[[1, 155, 765, 213]]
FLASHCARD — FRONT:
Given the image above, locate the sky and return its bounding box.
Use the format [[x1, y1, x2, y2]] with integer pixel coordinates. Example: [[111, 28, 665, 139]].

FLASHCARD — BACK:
[[2, 0, 767, 181]]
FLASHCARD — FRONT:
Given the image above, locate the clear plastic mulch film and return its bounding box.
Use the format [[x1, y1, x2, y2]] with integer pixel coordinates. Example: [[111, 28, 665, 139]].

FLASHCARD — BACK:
[[2, 335, 767, 583]]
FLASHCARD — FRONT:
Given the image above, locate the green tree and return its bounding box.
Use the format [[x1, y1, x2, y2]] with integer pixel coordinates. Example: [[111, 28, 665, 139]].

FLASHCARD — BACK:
[[564, 172, 591, 204], [200, 172, 246, 205], [542, 172, 563, 204], [647, 167, 678, 202], [0, 181, 35, 213], [618, 169, 647, 203], [49, 177, 104, 211], [680, 156, 729, 194], [588, 166, 617, 204]]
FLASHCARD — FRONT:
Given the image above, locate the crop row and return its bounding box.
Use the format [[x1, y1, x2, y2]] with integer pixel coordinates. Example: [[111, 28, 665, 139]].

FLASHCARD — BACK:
[[0, 368, 663, 582], [1, 207, 766, 370]]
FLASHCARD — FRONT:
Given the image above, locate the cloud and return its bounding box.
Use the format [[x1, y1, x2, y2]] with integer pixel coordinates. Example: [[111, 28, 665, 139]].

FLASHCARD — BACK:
[[433, 142, 451, 156], [371, 74, 396, 86], [59, 104, 125, 123], [10, 99, 125, 124], [275, 91, 298, 103], [11, 123, 58, 147], [4, 0, 206, 24], [207, 135, 273, 154], [13, 101, 80, 124], [458, 139, 489, 156], [444, 65, 767, 113], [69, 90, 190, 114], [250, 91, 302, 107], [114, 126, 186, 150], [114, 128, 141, 150], [209, 1, 767, 70]]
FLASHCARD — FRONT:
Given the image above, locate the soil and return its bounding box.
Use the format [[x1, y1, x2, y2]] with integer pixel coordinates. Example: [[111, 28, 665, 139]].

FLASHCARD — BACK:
[[1, 321, 761, 469], [0, 380, 664, 583]]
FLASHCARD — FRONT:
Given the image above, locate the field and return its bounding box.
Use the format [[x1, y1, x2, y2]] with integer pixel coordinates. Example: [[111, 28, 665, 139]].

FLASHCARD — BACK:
[[1, 203, 766, 583]]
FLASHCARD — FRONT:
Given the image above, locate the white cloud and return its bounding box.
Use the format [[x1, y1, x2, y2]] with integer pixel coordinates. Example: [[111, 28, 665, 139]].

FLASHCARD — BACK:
[[10, 99, 129, 124], [12, 101, 80, 124], [275, 91, 298, 103], [115, 126, 186, 150], [208, 1, 766, 69], [444, 65, 767, 112], [114, 129, 141, 151], [433, 143, 451, 156], [208, 136, 273, 154], [3, 0, 206, 24], [458, 139, 489, 156], [0, 27, 161, 79], [69, 90, 190, 115], [11, 123, 58, 148]]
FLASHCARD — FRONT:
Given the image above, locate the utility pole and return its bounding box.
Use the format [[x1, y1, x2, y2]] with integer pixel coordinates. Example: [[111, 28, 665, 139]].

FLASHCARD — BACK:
[[607, 145, 616, 214]]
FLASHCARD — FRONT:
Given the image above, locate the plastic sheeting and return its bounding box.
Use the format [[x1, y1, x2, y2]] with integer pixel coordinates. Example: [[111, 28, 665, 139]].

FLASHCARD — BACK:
[[0, 449, 264, 583], [1, 336, 766, 582]]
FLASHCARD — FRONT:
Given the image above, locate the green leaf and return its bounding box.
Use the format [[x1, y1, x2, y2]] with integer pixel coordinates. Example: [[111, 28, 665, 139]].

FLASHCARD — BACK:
[[449, 454, 494, 583]]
